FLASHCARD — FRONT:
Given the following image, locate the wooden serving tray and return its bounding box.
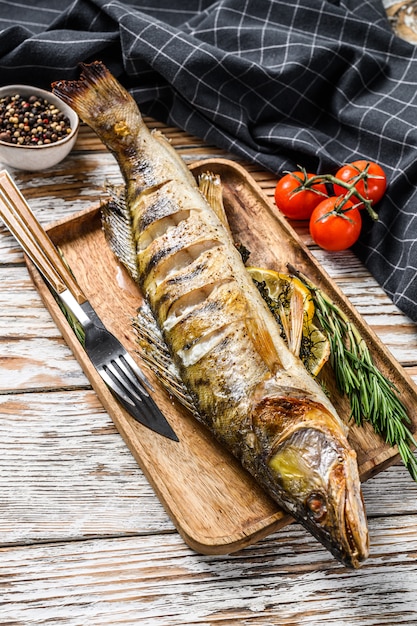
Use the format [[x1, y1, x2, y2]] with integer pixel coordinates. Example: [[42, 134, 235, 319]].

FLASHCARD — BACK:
[[26, 158, 417, 555]]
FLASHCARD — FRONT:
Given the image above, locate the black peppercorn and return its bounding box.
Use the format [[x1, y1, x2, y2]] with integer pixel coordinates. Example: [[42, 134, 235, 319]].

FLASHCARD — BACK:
[[0, 93, 72, 146]]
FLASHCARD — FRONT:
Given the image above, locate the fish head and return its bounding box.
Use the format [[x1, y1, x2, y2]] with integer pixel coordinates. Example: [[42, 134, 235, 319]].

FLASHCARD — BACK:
[[267, 419, 369, 568]]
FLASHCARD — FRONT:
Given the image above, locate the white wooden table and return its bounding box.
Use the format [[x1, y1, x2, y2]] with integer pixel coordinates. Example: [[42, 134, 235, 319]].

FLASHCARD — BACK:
[[1, 123, 417, 625]]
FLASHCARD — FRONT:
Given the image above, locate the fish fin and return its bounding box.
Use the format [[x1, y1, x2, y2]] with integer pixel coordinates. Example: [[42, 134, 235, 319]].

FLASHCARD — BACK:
[[101, 183, 140, 283], [246, 313, 282, 373], [198, 172, 232, 236], [288, 287, 304, 356], [198, 171, 251, 262], [132, 302, 199, 416], [151, 128, 198, 186], [102, 187, 199, 415]]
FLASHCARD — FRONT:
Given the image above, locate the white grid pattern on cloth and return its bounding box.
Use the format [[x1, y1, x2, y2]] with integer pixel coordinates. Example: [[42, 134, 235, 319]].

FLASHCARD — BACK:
[[0, 0, 417, 320]]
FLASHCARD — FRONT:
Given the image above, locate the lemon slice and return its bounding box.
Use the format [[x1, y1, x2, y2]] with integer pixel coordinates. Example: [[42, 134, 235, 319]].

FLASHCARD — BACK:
[[247, 267, 330, 376], [247, 267, 315, 321], [300, 324, 331, 377]]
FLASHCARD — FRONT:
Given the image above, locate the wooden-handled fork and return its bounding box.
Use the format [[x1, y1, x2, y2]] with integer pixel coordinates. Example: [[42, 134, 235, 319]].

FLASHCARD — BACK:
[[0, 169, 178, 441]]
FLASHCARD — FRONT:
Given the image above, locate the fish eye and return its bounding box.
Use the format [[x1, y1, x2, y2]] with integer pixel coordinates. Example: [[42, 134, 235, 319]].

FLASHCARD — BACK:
[[306, 492, 327, 522]]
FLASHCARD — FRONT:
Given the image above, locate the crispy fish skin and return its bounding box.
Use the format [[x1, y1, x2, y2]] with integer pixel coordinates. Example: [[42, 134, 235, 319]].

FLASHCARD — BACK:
[[52, 62, 369, 568]]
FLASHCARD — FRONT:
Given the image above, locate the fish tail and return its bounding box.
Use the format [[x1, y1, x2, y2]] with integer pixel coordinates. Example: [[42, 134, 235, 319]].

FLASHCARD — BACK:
[[53, 61, 196, 191], [52, 61, 144, 154]]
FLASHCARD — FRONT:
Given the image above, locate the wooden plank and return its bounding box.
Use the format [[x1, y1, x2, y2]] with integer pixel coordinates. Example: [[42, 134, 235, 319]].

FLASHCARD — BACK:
[[0, 390, 174, 546], [2, 155, 414, 532], [0, 397, 413, 528], [0, 380, 417, 547], [0, 336, 88, 392], [0, 260, 415, 340], [0, 383, 416, 548], [74, 119, 211, 153], [1, 264, 416, 362], [2, 157, 410, 551], [362, 462, 417, 517], [0, 266, 59, 339], [1, 518, 417, 626], [0, 120, 417, 626], [32, 252, 293, 555], [5, 151, 123, 219]]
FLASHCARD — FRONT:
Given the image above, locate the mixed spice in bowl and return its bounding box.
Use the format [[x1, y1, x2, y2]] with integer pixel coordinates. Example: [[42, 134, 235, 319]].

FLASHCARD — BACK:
[[0, 85, 79, 171]]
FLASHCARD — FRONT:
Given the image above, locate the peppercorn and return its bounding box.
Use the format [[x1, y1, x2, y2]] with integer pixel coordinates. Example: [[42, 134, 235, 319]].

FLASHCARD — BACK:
[[0, 93, 72, 146]]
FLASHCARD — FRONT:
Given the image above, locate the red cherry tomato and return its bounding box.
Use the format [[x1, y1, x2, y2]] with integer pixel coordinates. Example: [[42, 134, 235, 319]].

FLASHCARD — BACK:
[[274, 171, 328, 220], [309, 196, 362, 251], [333, 160, 387, 208]]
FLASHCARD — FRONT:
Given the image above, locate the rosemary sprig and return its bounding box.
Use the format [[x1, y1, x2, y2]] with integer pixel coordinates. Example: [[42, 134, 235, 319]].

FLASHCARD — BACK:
[[292, 267, 417, 481], [45, 247, 86, 346], [55, 295, 85, 345]]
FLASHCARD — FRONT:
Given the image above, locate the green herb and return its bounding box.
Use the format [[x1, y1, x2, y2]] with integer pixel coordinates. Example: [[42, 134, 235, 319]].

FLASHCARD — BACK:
[[46, 247, 85, 346], [292, 267, 417, 481], [55, 296, 85, 345], [289, 164, 380, 221]]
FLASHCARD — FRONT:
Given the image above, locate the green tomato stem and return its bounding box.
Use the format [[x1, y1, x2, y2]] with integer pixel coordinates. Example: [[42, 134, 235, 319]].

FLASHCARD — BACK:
[[288, 166, 380, 221]]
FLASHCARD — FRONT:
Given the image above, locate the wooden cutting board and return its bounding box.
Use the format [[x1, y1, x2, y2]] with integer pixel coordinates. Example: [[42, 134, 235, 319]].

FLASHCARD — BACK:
[[26, 158, 417, 555]]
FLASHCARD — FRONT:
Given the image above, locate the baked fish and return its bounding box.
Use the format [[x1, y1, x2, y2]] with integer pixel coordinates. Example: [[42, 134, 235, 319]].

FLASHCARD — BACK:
[[52, 62, 369, 568]]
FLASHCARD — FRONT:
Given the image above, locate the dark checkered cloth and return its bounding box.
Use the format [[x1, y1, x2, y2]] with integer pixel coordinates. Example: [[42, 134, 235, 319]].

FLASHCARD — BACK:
[[1, 0, 417, 322]]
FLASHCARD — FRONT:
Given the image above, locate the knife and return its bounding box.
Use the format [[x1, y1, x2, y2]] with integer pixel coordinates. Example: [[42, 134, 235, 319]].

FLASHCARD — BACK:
[[0, 169, 178, 441]]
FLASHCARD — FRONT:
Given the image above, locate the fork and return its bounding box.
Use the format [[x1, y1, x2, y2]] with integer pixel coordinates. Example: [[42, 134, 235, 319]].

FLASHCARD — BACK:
[[0, 169, 178, 441]]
